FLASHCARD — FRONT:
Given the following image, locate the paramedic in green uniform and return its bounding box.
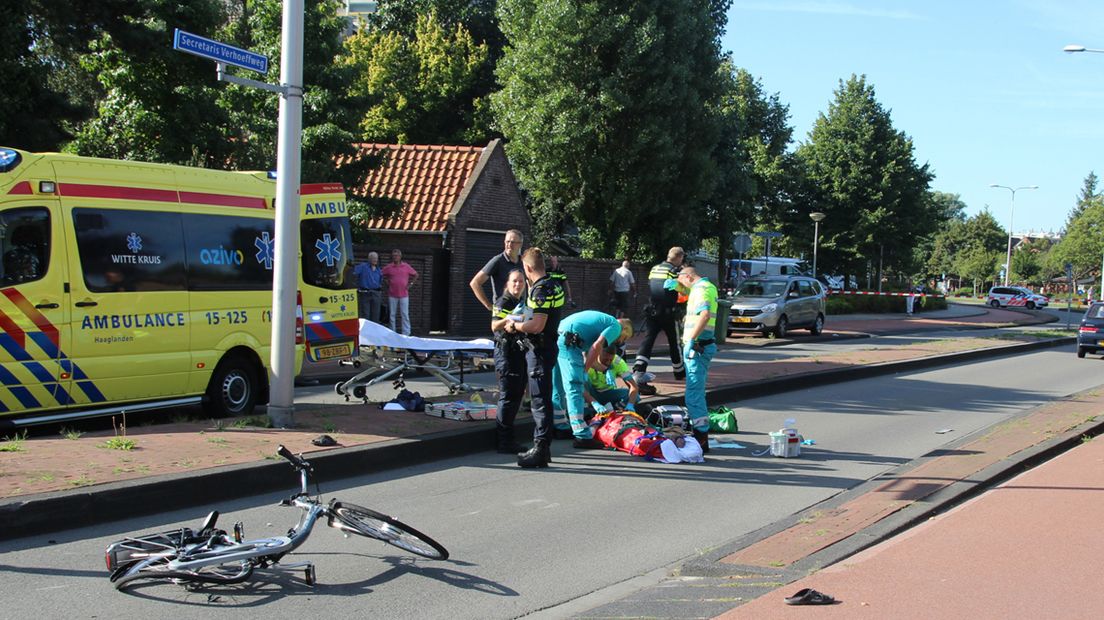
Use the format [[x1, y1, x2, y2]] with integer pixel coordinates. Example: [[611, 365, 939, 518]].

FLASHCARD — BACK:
[[555, 310, 633, 448], [585, 348, 640, 411], [677, 266, 717, 453]]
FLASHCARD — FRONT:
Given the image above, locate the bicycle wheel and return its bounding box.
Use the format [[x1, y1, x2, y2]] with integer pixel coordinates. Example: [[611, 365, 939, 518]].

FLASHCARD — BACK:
[[329, 502, 449, 560], [112, 555, 253, 591]]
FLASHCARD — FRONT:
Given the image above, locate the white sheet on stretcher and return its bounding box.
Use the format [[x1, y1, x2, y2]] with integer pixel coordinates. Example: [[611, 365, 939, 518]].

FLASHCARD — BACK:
[[358, 319, 495, 352]]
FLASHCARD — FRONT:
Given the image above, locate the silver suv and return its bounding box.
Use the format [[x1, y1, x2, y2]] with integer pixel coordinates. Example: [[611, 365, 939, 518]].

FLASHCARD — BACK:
[[728, 275, 826, 338]]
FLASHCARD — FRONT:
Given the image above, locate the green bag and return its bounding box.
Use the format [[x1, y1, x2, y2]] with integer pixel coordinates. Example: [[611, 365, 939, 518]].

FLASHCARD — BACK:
[[708, 406, 738, 433]]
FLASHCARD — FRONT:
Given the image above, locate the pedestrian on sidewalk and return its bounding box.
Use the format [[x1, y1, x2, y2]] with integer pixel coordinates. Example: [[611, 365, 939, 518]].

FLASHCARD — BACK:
[[490, 269, 529, 454], [382, 249, 418, 335], [633, 247, 688, 394], [609, 259, 636, 318], [504, 248, 566, 468], [353, 251, 383, 323], [470, 229, 524, 312], [677, 266, 717, 453]]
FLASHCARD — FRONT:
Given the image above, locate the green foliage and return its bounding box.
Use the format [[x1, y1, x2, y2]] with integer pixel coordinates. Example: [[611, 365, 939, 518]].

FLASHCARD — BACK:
[[0, 430, 28, 452], [493, 0, 731, 258], [706, 60, 794, 270], [0, 1, 86, 150], [795, 75, 936, 279], [927, 211, 1007, 282], [99, 437, 137, 451], [343, 11, 491, 143], [65, 1, 230, 165], [1050, 201, 1104, 282]]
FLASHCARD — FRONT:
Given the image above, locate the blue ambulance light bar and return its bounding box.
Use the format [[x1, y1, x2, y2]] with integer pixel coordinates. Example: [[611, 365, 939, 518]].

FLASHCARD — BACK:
[[0, 148, 22, 173]]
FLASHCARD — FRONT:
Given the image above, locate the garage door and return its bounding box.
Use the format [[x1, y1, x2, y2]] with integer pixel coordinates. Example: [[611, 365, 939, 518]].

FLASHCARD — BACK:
[[459, 231, 506, 336]]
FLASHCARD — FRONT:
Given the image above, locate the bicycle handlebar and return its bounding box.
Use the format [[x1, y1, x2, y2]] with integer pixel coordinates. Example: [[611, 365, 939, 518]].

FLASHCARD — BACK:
[[276, 445, 310, 471]]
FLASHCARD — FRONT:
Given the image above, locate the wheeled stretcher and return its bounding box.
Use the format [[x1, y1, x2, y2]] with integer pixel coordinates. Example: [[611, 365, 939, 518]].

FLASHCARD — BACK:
[[335, 320, 495, 402]]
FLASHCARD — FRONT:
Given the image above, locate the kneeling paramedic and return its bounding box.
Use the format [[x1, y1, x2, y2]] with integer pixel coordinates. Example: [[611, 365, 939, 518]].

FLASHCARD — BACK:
[[585, 348, 640, 415], [554, 310, 633, 449], [677, 266, 718, 454], [490, 269, 529, 454]]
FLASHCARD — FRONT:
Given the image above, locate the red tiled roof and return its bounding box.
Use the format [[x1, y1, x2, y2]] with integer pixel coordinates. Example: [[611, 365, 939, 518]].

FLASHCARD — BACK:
[[341, 143, 485, 233]]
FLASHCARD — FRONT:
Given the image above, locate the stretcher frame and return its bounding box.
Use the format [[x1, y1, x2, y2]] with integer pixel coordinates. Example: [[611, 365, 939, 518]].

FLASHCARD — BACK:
[[334, 343, 493, 403]]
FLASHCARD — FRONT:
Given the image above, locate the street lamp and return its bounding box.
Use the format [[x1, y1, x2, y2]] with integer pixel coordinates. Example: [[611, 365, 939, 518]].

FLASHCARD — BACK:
[[989, 184, 1038, 286], [810, 212, 826, 278], [1064, 44, 1104, 54]]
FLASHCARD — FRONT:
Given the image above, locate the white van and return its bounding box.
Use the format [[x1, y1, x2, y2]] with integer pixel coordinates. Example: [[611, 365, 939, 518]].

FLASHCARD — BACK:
[[730, 257, 807, 284]]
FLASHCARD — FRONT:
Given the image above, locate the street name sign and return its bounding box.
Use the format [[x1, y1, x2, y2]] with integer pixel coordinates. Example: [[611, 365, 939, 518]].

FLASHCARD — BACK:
[[173, 29, 268, 74]]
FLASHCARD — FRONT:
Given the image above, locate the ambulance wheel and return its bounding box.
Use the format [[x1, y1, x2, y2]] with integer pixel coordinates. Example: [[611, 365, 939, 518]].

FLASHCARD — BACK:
[[989, 300, 1000, 308], [205, 355, 259, 418], [1026, 301, 1036, 310]]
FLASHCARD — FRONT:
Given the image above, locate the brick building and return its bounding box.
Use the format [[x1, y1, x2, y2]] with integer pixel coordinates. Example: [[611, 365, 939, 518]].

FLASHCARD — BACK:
[[340, 139, 530, 335]]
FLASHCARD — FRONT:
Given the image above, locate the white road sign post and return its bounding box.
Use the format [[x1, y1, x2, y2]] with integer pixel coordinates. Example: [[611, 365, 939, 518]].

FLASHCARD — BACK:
[[172, 8, 304, 427]]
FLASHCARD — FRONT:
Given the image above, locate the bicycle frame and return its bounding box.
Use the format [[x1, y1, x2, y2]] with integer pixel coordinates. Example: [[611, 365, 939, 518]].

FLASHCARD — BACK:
[[108, 444, 448, 590], [167, 459, 328, 572]]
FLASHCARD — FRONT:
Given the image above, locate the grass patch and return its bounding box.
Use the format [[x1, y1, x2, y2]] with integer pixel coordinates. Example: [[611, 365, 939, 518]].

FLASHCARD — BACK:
[[207, 437, 229, 445], [323, 423, 338, 433], [233, 415, 273, 429], [37, 473, 55, 482], [69, 475, 94, 487], [60, 427, 83, 440], [0, 430, 28, 452], [99, 437, 137, 451]]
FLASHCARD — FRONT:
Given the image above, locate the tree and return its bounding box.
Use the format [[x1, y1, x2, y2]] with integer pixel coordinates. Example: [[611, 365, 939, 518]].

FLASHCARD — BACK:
[[704, 60, 793, 283], [1050, 201, 1104, 284], [2, 1, 71, 150], [493, 0, 731, 258], [1067, 171, 1101, 230], [795, 75, 935, 282], [956, 246, 1000, 295], [64, 1, 232, 166], [927, 210, 1004, 288], [343, 10, 491, 143]]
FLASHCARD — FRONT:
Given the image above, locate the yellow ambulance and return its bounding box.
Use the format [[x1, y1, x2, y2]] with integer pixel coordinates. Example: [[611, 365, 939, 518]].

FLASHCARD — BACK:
[[0, 147, 359, 427]]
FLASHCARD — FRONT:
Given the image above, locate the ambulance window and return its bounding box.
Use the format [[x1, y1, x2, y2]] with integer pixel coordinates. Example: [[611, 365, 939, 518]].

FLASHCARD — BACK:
[[0, 207, 50, 286], [73, 208, 186, 292], [183, 214, 275, 290], [300, 217, 352, 290]]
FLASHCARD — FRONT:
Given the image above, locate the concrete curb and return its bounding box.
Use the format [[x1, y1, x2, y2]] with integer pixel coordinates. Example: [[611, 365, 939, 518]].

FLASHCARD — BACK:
[[0, 337, 1073, 541]]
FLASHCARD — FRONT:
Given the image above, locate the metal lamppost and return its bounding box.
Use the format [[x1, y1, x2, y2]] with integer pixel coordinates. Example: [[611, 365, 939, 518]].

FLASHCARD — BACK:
[[1064, 44, 1104, 55], [989, 184, 1038, 286], [810, 212, 826, 278]]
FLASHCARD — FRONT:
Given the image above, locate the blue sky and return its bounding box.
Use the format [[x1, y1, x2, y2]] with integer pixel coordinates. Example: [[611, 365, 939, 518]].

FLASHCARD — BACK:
[[722, 0, 1104, 235]]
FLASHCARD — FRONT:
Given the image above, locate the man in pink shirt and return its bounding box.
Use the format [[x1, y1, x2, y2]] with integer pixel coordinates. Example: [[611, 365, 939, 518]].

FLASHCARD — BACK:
[[382, 249, 419, 335]]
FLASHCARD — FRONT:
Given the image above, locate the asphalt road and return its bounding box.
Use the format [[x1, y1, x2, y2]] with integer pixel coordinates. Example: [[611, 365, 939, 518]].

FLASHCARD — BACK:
[[2, 345, 1100, 619]]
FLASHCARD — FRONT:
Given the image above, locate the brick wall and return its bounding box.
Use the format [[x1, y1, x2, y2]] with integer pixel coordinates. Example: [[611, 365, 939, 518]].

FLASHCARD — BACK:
[[554, 257, 651, 320], [352, 236, 440, 334]]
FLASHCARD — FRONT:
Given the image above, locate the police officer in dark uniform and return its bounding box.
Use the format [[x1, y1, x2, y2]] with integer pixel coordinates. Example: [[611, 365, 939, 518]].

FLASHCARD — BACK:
[[503, 248, 566, 468], [490, 269, 529, 454], [633, 247, 687, 394]]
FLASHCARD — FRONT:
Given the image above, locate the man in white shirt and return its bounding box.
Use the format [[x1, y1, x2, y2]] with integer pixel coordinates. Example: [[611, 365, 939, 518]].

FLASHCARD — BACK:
[[608, 259, 636, 318]]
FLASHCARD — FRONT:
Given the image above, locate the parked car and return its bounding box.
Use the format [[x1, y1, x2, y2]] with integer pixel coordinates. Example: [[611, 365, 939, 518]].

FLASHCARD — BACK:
[[986, 286, 1049, 310], [728, 275, 826, 338], [1077, 302, 1104, 358]]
